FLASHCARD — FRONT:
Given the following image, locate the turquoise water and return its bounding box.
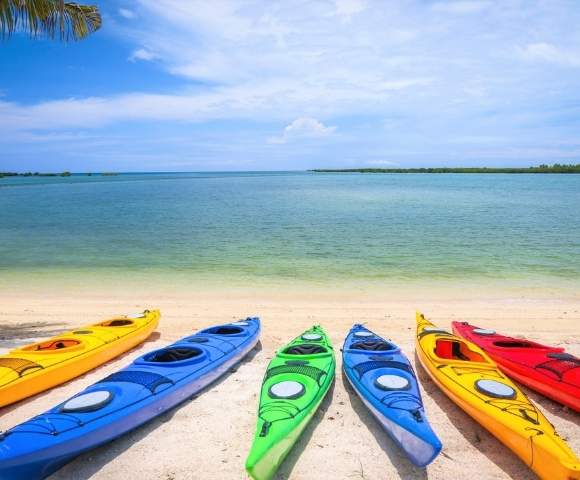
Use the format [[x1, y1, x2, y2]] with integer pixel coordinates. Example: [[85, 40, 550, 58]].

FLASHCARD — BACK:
[[1, 172, 579, 288]]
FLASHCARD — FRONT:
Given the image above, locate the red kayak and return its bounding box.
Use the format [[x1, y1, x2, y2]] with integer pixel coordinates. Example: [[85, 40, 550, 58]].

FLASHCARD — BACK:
[[452, 322, 580, 412]]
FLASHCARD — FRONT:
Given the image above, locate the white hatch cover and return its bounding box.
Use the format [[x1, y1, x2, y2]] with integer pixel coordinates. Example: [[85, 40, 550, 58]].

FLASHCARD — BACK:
[[231, 321, 249, 326], [302, 333, 322, 341], [127, 312, 146, 318], [475, 380, 516, 399], [354, 331, 373, 338], [269, 381, 305, 399], [473, 328, 496, 336], [375, 374, 410, 391], [61, 391, 113, 413]]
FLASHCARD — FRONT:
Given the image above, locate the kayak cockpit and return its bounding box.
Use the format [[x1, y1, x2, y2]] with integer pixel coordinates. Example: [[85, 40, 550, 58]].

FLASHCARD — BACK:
[[283, 344, 328, 355], [349, 340, 396, 352], [21, 339, 83, 353], [135, 346, 206, 366], [145, 347, 203, 363], [492, 340, 554, 350], [199, 325, 245, 336], [95, 319, 135, 327], [434, 339, 486, 363]]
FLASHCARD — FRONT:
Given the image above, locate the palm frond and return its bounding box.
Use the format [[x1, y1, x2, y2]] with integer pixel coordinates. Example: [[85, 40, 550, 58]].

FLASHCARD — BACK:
[[0, 0, 101, 41]]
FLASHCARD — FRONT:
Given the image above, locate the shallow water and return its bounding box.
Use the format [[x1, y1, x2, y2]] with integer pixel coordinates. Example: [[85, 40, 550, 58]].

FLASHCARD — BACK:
[[1, 172, 579, 289]]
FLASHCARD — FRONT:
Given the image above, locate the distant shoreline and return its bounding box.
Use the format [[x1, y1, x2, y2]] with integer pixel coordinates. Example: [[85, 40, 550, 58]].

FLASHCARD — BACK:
[[0, 172, 118, 178], [311, 164, 580, 174]]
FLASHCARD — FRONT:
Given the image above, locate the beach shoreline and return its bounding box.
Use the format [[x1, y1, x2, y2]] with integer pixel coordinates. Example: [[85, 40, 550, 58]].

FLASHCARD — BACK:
[[0, 284, 578, 479]]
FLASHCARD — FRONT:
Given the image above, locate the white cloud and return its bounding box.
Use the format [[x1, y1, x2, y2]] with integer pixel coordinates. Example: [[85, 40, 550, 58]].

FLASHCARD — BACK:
[[268, 117, 336, 144], [118, 8, 136, 19], [4, 0, 580, 170], [334, 0, 367, 20], [518, 43, 580, 67], [129, 48, 158, 62], [0, 74, 431, 132]]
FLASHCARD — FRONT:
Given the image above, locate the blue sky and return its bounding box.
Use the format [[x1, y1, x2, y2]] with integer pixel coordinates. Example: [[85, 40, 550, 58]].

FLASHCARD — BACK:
[[1, 0, 580, 171]]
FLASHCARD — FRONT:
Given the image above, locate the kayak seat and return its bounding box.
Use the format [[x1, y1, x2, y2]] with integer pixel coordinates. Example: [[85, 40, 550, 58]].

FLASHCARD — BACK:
[[24, 339, 81, 351], [351, 340, 394, 351], [435, 340, 453, 359], [98, 319, 134, 327], [493, 341, 533, 348], [536, 358, 580, 380], [435, 340, 484, 362], [452, 343, 469, 361], [98, 370, 174, 393], [108, 320, 134, 327], [284, 344, 327, 355], [0, 358, 43, 377], [145, 347, 202, 363], [203, 326, 243, 335], [265, 364, 326, 384], [353, 360, 414, 379]]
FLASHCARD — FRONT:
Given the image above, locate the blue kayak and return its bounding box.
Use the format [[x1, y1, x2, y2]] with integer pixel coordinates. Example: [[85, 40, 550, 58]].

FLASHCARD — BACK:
[[342, 324, 441, 467], [0, 317, 260, 479]]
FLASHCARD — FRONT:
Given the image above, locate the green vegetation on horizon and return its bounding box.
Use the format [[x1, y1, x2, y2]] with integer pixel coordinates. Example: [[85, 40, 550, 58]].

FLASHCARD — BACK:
[[0, 171, 117, 178], [0, 0, 101, 41], [312, 164, 580, 174]]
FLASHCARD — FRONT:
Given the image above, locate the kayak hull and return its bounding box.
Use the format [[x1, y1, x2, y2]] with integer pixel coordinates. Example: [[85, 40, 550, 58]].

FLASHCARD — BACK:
[[245, 389, 326, 480], [0, 317, 260, 480], [245, 325, 335, 480], [416, 312, 580, 480], [343, 324, 441, 467], [0, 310, 160, 408], [452, 321, 580, 412]]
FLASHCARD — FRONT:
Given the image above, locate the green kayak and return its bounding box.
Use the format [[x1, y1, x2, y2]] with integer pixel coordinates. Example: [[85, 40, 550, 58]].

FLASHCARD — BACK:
[[245, 325, 335, 480]]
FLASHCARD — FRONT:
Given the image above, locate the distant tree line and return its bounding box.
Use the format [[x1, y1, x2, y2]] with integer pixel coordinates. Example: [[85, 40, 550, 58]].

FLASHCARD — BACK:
[[311, 164, 580, 174], [0, 171, 121, 178], [0, 171, 71, 178]]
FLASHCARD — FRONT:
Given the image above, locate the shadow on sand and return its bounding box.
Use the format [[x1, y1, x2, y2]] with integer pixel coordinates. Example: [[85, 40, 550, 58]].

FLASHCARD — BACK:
[[48, 341, 263, 479], [340, 372, 428, 480], [274, 379, 336, 480], [413, 352, 536, 480], [0, 321, 67, 349]]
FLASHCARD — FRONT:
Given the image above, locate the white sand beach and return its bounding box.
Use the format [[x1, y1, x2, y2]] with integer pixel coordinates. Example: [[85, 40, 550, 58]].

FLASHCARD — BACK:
[[0, 285, 578, 480]]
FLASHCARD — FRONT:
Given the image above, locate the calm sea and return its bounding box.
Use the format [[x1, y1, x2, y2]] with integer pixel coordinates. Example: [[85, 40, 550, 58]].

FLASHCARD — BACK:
[[1, 172, 579, 290]]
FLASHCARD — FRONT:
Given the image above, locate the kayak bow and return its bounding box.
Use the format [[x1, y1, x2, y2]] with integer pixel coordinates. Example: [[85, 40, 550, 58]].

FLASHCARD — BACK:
[[245, 325, 335, 480], [343, 324, 441, 467]]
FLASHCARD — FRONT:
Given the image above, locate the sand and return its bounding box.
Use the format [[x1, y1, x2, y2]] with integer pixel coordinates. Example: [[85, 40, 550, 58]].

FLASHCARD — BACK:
[[0, 284, 578, 480]]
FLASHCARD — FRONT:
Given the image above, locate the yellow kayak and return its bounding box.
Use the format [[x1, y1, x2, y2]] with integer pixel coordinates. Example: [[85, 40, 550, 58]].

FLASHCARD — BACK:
[[0, 309, 160, 408], [415, 312, 580, 480]]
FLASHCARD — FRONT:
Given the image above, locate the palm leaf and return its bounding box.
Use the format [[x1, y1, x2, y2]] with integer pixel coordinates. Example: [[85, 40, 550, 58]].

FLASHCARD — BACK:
[[0, 0, 101, 41]]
